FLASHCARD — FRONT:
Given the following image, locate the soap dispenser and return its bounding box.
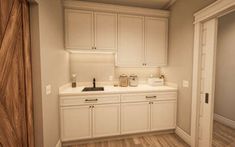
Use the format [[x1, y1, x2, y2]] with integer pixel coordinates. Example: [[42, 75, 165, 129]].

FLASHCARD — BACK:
[[71, 74, 77, 88]]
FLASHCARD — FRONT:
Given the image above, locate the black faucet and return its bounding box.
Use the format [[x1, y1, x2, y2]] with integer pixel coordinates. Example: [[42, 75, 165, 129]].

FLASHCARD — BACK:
[[93, 78, 96, 88]]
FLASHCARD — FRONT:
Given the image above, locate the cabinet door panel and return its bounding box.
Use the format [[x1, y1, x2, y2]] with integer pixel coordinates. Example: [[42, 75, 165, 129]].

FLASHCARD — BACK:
[[121, 102, 150, 134], [117, 15, 144, 67], [145, 17, 168, 66], [93, 104, 120, 137], [95, 12, 117, 50], [61, 106, 92, 141], [151, 101, 176, 131], [65, 9, 93, 49]]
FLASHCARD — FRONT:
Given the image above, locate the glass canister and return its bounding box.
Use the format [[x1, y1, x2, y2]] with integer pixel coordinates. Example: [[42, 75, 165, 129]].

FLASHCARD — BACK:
[[119, 74, 128, 87]]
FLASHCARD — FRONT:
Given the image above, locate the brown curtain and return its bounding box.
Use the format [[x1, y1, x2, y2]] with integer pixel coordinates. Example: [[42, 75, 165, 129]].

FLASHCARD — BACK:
[[0, 0, 34, 147]]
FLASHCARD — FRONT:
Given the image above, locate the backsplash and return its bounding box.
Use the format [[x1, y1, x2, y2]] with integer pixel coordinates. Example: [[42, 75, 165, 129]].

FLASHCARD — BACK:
[[70, 53, 160, 83]]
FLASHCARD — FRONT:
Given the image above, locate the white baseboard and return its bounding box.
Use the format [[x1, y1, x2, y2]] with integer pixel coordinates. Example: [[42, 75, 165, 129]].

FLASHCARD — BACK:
[[214, 113, 235, 129], [175, 127, 191, 146], [56, 140, 61, 147]]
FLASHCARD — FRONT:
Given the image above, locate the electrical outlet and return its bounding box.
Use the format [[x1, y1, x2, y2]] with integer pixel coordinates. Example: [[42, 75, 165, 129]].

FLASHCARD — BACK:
[[46, 85, 52, 95], [182, 80, 189, 88]]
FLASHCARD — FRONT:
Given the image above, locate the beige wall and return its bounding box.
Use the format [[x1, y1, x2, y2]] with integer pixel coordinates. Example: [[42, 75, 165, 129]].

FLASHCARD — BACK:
[[214, 11, 235, 121], [30, 0, 70, 147], [161, 0, 215, 134], [70, 53, 160, 83]]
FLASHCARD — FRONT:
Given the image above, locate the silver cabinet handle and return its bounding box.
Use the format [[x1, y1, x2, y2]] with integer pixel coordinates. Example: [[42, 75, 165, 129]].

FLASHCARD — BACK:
[[146, 96, 157, 99], [85, 99, 98, 102]]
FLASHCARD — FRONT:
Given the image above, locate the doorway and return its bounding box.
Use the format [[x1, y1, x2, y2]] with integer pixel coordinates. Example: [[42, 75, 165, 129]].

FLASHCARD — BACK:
[[191, 1, 235, 147], [212, 11, 235, 147]]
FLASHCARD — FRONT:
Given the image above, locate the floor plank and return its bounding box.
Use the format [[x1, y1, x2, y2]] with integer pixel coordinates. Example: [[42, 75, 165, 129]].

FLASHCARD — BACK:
[[213, 121, 235, 147], [65, 133, 189, 147]]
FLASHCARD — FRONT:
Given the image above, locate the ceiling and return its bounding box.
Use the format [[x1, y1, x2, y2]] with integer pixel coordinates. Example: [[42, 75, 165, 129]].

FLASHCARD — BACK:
[[78, 0, 176, 9]]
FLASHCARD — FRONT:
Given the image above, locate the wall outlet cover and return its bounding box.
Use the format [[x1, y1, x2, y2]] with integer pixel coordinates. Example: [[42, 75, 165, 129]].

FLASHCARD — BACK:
[[46, 85, 52, 95], [182, 80, 189, 88]]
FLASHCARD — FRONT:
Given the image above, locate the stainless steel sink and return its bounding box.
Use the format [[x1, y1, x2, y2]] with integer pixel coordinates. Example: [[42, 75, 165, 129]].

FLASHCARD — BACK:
[[82, 87, 104, 92]]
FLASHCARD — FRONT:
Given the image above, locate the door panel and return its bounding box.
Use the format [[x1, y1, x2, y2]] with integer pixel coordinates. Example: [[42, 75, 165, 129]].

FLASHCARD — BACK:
[[65, 9, 93, 50], [0, 0, 34, 147], [151, 101, 176, 131], [121, 102, 150, 134], [61, 106, 92, 141], [198, 19, 218, 147], [94, 12, 117, 50], [145, 17, 168, 66], [93, 104, 120, 137], [117, 14, 144, 67]]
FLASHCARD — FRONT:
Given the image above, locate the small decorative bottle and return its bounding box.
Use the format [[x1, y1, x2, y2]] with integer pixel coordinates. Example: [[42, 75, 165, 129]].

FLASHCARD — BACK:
[[71, 74, 77, 88]]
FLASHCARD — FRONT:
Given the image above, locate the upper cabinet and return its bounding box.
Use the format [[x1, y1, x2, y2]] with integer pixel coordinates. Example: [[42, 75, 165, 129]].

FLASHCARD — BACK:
[[144, 17, 168, 67], [65, 9, 117, 52], [64, 1, 169, 67], [117, 15, 144, 67]]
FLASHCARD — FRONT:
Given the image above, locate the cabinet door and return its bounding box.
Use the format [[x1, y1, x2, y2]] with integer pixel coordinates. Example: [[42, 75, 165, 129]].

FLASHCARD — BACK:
[[117, 15, 144, 67], [61, 106, 92, 141], [65, 9, 93, 50], [151, 100, 176, 131], [145, 17, 168, 66], [121, 102, 150, 134], [93, 104, 120, 137], [94, 12, 117, 51]]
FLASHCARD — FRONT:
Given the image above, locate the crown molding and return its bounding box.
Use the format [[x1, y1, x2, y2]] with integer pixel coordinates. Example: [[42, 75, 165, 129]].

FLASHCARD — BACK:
[[63, 0, 170, 18], [194, 0, 235, 23]]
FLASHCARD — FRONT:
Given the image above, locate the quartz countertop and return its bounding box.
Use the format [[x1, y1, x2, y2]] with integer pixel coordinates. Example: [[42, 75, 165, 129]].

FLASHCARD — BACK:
[[59, 84, 177, 96]]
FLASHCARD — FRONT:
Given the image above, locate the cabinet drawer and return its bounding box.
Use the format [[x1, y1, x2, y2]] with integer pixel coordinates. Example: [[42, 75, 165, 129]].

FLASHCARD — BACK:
[[121, 93, 158, 103], [157, 92, 177, 100], [121, 92, 177, 103], [60, 95, 120, 106]]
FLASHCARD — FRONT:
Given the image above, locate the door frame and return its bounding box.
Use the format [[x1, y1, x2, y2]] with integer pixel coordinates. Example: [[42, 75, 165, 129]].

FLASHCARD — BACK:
[[191, 0, 235, 147]]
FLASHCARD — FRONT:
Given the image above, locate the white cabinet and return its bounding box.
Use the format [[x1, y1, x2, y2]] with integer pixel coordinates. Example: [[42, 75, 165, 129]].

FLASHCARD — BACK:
[[117, 15, 168, 67], [93, 104, 120, 137], [94, 12, 117, 51], [64, 9, 117, 51], [121, 102, 150, 134], [65, 9, 93, 50], [60, 92, 177, 142], [60, 95, 120, 141], [61, 106, 92, 141], [117, 14, 144, 67], [151, 100, 176, 131], [145, 17, 168, 66]]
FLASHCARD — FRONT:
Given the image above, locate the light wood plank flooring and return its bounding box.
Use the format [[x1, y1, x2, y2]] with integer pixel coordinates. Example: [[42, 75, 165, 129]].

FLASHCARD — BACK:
[[213, 121, 235, 147], [66, 133, 189, 147]]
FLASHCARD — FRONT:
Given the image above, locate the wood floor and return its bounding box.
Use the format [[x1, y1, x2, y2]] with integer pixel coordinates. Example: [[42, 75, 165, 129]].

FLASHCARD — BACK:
[[213, 121, 235, 147], [66, 133, 189, 147]]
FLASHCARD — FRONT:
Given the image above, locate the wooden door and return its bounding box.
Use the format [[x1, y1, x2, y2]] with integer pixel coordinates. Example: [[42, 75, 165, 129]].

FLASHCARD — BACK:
[[93, 104, 120, 137], [0, 0, 34, 147], [121, 102, 150, 134], [94, 12, 117, 51], [198, 19, 218, 147], [60, 106, 92, 141], [151, 100, 176, 131], [117, 14, 144, 67], [145, 17, 168, 67], [65, 9, 94, 50]]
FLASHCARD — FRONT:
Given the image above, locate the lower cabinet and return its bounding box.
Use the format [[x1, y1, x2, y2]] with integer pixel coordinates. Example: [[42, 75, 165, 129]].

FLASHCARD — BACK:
[[61, 103, 120, 141], [151, 100, 176, 131], [121, 102, 150, 134], [93, 104, 120, 137], [61, 106, 92, 141], [60, 92, 177, 141]]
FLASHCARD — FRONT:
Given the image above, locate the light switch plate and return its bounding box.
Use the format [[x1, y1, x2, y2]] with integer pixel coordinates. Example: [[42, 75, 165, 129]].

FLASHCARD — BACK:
[[46, 85, 52, 95], [182, 80, 189, 88]]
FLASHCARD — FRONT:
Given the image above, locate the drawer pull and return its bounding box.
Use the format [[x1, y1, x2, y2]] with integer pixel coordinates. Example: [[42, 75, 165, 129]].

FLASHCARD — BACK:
[[85, 99, 98, 102], [146, 96, 157, 99]]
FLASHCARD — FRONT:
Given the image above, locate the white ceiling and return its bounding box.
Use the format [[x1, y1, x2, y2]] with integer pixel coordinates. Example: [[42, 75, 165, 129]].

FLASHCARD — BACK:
[[78, 0, 176, 9]]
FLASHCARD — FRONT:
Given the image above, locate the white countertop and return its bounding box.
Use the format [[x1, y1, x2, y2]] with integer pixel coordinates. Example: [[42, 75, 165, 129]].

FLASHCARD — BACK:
[[59, 84, 177, 96]]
